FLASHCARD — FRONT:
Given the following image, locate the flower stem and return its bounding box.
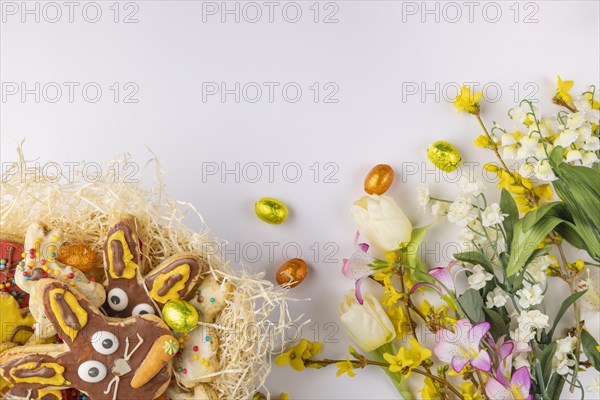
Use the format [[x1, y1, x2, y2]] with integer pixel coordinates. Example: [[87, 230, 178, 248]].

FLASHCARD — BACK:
[[410, 369, 465, 400], [474, 113, 512, 173]]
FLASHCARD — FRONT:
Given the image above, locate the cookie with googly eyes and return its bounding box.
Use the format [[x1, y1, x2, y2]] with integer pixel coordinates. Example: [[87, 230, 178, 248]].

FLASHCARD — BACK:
[[16, 222, 106, 339], [189, 275, 233, 323], [102, 219, 205, 318], [0, 279, 177, 400]]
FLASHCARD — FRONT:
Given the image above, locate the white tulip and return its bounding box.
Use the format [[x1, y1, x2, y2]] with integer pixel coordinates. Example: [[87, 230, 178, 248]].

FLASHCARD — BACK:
[[351, 195, 412, 253], [340, 292, 396, 352]]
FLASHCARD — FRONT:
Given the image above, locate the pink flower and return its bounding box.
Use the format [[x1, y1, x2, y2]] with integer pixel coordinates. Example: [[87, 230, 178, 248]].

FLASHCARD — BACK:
[[434, 319, 492, 372], [485, 366, 532, 400], [411, 263, 457, 296], [342, 232, 374, 305]]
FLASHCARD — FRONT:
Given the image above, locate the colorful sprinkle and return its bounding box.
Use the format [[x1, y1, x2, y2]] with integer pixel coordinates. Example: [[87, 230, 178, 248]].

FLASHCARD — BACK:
[[209, 297, 216, 303]]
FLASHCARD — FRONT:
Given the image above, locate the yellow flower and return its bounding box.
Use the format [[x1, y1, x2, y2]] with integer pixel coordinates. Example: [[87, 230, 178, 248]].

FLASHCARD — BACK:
[[387, 305, 411, 339], [484, 163, 500, 173], [474, 135, 494, 148], [383, 338, 432, 376], [374, 266, 394, 286], [460, 381, 482, 400], [419, 376, 441, 400], [275, 339, 322, 371], [278, 394, 289, 400], [382, 283, 402, 307], [534, 184, 553, 201], [453, 86, 483, 114], [555, 75, 574, 105], [335, 356, 356, 377], [568, 259, 585, 273]]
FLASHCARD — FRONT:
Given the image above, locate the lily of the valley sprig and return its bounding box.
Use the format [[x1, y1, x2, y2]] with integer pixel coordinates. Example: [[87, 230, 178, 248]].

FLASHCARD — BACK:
[[274, 78, 600, 400]]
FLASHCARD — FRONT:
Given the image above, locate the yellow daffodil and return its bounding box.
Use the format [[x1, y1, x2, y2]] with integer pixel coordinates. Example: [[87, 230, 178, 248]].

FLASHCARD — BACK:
[[453, 86, 483, 114], [555, 75, 574, 105], [335, 356, 356, 377], [383, 338, 432, 377]]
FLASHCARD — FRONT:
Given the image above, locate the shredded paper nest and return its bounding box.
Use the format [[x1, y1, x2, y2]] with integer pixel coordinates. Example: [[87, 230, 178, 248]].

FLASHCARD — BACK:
[[0, 146, 300, 399]]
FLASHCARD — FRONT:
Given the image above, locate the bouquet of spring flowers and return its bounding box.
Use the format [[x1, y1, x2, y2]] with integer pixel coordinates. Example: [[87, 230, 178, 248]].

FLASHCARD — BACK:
[[275, 77, 600, 400]]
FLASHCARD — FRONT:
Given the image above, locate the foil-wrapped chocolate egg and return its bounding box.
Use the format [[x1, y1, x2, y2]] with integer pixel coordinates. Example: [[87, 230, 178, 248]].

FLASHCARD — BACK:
[[57, 245, 96, 272], [276, 258, 308, 288], [427, 141, 462, 172], [162, 299, 199, 333], [255, 197, 288, 224], [364, 164, 394, 195]]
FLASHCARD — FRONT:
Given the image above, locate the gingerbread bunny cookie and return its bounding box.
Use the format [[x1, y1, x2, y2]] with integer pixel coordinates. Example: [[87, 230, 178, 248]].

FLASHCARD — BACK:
[[0, 279, 177, 400], [16, 222, 106, 339], [102, 219, 205, 318]]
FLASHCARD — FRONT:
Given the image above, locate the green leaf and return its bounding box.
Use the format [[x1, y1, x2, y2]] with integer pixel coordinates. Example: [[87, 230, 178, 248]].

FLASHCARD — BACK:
[[582, 329, 600, 371], [546, 373, 565, 400], [552, 163, 600, 261], [483, 308, 508, 340], [458, 289, 485, 323], [453, 251, 494, 273], [401, 225, 430, 281], [539, 342, 558, 385], [506, 202, 563, 277], [547, 290, 587, 340], [500, 189, 519, 248]]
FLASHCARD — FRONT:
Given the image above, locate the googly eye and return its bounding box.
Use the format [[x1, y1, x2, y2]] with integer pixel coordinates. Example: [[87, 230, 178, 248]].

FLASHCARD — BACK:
[[77, 360, 107, 383], [132, 303, 155, 316], [91, 331, 119, 355], [107, 288, 128, 311]]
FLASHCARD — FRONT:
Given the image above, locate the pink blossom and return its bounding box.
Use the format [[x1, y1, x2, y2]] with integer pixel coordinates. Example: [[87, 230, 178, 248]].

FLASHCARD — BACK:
[[342, 232, 374, 304], [485, 366, 532, 400], [434, 318, 492, 372]]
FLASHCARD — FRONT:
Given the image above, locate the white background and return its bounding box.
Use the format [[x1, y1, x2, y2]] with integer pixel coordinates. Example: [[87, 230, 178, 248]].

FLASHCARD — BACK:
[[1, 1, 599, 399]]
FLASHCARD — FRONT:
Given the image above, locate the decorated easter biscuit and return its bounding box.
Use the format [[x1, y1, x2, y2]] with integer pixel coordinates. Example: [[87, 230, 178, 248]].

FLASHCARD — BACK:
[[102, 219, 205, 318], [189, 275, 233, 323], [0, 292, 35, 344], [17, 222, 106, 339], [0, 279, 177, 400], [174, 325, 219, 388]]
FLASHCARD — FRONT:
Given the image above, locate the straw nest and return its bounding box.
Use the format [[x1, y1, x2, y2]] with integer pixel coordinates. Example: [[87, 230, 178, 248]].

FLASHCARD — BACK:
[[0, 145, 301, 399]]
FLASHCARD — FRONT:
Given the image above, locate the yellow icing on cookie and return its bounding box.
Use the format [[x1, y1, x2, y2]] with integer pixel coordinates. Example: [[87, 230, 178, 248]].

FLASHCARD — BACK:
[[107, 230, 138, 279], [0, 292, 35, 343], [148, 263, 191, 304], [9, 362, 68, 386], [37, 388, 63, 399], [49, 288, 88, 341]]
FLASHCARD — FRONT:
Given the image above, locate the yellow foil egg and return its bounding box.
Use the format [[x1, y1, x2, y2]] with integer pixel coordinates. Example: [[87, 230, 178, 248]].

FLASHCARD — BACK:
[[255, 197, 288, 224], [364, 164, 394, 195], [427, 141, 462, 172], [276, 258, 308, 288], [162, 299, 199, 333]]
